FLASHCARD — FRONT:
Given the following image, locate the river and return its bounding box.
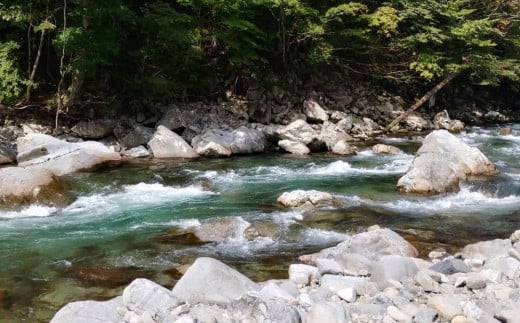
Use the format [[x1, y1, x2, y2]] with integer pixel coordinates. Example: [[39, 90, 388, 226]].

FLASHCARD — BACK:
[[1, 124, 519, 322]]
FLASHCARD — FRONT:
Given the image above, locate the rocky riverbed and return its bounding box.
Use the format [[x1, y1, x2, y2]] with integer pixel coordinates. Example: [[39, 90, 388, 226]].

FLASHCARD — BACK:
[[50, 226, 520, 323]]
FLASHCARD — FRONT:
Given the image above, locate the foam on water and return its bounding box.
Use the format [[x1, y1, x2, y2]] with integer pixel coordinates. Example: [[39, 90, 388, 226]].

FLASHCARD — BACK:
[[375, 186, 520, 216], [63, 182, 214, 218], [0, 205, 57, 219]]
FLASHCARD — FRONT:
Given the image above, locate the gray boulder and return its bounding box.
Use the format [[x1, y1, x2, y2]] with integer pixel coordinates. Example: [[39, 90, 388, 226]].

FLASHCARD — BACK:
[[121, 125, 154, 148], [50, 296, 123, 323], [371, 255, 419, 289], [148, 125, 199, 159], [304, 99, 329, 123], [307, 301, 350, 323], [397, 130, 497, 193], [404, 114, 433, 131], [191, 127, 266, 156], [299, 228, 419, 265], [320, 275, 366, 294], [461, 239, 512, 262], [71, 120, 114, 139], [17, 133, 121, 176], [122, 145, 150, 158], [429, 259, 470, 275], [276, 119, 316, 144], [320, 121, 353, 149], [277, 190, 341, 209], [172, 257, 260, 304], [332, 140, 356, 155], [288, 264, 320, 288], [278, 139, 310, 155], [123, 278, 182, 317]]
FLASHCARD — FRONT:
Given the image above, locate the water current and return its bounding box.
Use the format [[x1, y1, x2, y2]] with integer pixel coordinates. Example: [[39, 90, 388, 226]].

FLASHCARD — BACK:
[[0, 124, 519, 322]]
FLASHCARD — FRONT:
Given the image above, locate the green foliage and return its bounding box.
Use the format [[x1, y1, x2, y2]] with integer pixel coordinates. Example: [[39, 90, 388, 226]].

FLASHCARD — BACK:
[[0, 41, 23, 104]]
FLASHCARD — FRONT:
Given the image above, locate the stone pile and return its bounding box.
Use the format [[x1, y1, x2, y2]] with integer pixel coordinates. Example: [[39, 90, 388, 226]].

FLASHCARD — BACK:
[[51, 227, 520, 323]]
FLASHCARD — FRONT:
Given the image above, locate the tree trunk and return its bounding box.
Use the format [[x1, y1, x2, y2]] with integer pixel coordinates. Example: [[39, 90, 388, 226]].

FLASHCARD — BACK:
[[66, 0, 88, 107], [25, 29, 46, 103], [384, 71, 460, 132]]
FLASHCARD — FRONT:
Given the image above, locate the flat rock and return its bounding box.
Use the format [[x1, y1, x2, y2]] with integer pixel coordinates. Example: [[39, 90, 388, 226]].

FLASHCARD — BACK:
[[288, 264, 320, 288], [299, 228, 419, 265], [427, 295, 463, 321], [397, 130, 497, 193], [172, 257, 260, 304], [0, 166, 71, 208], [148, 125, 198, 158], [320, 274, 366, 293], [429, 259, 470, 275], [371, 255, 419, 289], [50, 296, 123, 323], [306, 301, 350, 323], [192, 127, 266, 156], [277, 190, 341, 209], [122, 145, 150, 158], [278, 139, 310, 155], [17, 133, 121, 176], [372, 144, 402, 155], [461, 239, 512, 262]]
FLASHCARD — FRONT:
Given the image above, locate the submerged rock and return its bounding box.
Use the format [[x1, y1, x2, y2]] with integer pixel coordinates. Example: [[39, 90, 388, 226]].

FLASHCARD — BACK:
[[397, 130, 497, 193], [372, 144, 402, 155]]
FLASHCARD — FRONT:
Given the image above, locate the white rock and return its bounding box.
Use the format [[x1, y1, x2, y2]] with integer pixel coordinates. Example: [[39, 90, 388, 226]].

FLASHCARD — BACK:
[[371, 255, 419, 289], [122, 145, 150, 158], [397, 130, 496, 193], [306, 302, 349, 323], [277, 190, 340, 209], [304, 99, 329, 123], [276, 119, 316, 144], [387, 305, 412, 323], [316, 258, 344, 275], [372, 144, 402, 155], [320, 275, 366, 293], [427, 295, 463, 321], [50, 297, 123, 323], [461, 239, 512, 262], [510, 230, 520, 243], [123, 278, 182, 317], [288, 264, 320, 288], [148, 125, 198, 158], [278, 139, 310, 155], [172, 257, 260, 304], [332, 140, 356, 155], [337, 287, 357, 303]]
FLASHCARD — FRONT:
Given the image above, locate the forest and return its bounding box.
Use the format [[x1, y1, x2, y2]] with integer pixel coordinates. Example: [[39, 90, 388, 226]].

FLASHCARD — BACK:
[[1, 0, 519, 113]]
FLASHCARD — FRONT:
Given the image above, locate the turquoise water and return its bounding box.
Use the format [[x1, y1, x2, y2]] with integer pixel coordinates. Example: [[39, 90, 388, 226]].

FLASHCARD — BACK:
[[1, 125, 520, 322]]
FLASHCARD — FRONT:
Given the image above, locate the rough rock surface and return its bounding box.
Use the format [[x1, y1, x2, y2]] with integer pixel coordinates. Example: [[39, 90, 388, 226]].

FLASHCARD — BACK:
[[191, 127, 266, 156], [0, 166, 70, 207], [171, 257, 260, 304], [16, 133, 121, 176], [397, 130, 497, 193], [277, 190, 341, 209], [51, 227, 520, 323], [278, 139, 310, 155], [71, 120, 114, 139], [372, 144, 402, 155], [276, 119, 316, 144], [148, 125, 199, 159]]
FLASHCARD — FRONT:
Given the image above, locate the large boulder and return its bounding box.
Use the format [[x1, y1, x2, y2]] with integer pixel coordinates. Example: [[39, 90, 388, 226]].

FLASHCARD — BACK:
[[172, 257, 260, 304], [191, 127, 266, 157], [120, 125, 154, 149], [50, 296, 123, 323], [277, 190, 341, 209], [276, 119, 316, 144], [123, 278, 182, 317], [320, 121, 353, 150], [299, 228, 419, 265], [71, 120, 114, 139], [148, 125, 199, 159], [278, 139, 310, 155], [0, 166, 71, 208], [397, 130, 497, 193], [16, 133, 121, 176], [304, 99, 329, 123]]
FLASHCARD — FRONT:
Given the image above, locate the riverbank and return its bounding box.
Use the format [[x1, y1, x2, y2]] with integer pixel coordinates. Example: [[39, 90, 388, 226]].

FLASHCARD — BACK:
[[51, 226, 520, 323]]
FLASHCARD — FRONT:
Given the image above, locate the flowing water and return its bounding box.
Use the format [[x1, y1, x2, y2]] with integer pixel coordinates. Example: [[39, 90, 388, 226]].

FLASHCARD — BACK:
[[1, 125, 520, 322]]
